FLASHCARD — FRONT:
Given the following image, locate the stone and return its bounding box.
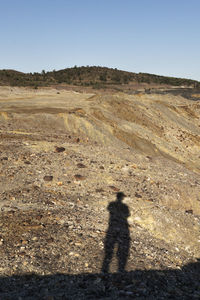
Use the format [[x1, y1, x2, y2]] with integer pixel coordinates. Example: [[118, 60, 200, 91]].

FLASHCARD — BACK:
[[77, 163, 86, 168], [55, 146, 65, 153], [135, 192, 142, 198], [109, 186, 120, 192], [74, 174, 86, 180], [185, 209, 193, 214], [43, 176, 53, 181]]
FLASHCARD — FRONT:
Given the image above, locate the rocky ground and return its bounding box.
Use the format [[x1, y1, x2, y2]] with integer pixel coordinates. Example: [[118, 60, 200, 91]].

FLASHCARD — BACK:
[[0, 86, 199, 299]]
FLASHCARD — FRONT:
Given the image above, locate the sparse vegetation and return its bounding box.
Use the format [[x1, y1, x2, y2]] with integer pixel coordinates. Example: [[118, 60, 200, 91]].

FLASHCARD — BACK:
[[0, 66, 199, 88]]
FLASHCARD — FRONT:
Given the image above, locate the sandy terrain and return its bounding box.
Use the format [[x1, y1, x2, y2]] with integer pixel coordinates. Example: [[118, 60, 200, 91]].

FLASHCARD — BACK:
[[0, 86, 199, 299]]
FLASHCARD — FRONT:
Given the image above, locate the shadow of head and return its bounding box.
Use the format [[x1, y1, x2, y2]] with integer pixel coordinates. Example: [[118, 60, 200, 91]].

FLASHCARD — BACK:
[[116, 192, 126, 202]]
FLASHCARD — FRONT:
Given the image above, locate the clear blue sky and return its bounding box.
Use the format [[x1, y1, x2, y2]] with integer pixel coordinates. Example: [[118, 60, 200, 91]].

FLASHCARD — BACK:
[[0, 0, 200, 80]]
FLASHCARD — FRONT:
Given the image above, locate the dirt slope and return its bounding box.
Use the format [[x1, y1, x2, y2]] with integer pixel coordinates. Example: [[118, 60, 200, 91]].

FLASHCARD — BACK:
[[0, 86, 199, 298]]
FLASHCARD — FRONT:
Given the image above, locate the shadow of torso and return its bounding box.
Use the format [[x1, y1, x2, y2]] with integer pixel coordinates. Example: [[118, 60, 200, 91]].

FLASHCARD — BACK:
[[107, 201, 130, 233]]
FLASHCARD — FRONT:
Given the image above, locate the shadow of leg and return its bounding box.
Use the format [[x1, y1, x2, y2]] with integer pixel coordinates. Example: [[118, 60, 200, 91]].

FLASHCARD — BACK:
[[101, 234, 115, 273], [117, 236, 130, 272]]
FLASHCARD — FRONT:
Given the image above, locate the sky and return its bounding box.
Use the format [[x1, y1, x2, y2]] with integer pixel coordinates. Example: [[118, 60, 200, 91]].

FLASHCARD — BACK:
[[0, 0, 200, 80]]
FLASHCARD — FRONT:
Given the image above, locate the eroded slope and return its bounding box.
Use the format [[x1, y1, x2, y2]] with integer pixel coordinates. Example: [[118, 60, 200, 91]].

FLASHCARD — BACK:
[[0, 86, 199, 298]]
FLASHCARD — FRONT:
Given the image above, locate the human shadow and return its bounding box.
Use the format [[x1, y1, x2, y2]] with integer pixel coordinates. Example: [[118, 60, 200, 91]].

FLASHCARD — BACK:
[[101, 192, 130, 273]]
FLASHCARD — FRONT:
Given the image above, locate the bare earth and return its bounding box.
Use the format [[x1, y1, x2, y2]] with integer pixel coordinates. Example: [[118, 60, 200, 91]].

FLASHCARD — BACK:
[[0, 86, 199, 299]]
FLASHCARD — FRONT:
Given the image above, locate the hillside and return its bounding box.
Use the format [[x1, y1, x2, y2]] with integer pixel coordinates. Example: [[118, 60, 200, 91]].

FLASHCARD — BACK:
[[0, 86, 199, 298], [0, 66, 199, 89]]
